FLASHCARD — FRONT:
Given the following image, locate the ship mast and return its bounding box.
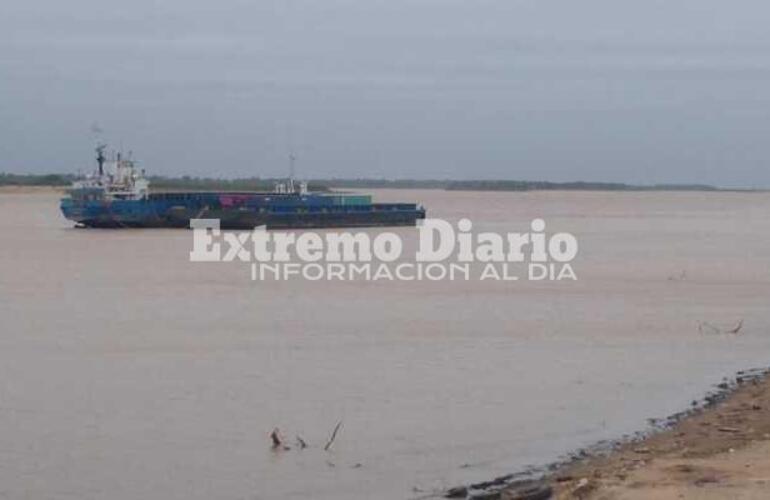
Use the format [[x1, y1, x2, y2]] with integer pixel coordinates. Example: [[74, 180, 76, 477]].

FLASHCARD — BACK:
[[288, 153, 296, 193], [96, 144, 106, 176]]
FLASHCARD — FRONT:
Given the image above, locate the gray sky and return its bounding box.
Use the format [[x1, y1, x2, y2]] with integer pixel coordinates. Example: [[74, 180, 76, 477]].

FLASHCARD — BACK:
[[2, 0, 770, 187]]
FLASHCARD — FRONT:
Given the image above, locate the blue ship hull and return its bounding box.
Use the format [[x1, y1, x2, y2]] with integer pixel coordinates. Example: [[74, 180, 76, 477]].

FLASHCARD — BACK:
[[61, 192, 426, 229]]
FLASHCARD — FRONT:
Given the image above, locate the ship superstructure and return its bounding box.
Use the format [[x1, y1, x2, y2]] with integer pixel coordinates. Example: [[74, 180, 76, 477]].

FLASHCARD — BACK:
[[69, 145, 149, 201]]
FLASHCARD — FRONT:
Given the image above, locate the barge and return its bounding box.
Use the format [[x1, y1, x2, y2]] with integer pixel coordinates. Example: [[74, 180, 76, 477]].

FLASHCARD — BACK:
[[60, 146, 426, 229]]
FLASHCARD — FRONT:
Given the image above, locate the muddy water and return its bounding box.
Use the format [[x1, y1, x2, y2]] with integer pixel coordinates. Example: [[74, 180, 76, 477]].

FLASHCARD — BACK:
[[1, 189, 769, 499]]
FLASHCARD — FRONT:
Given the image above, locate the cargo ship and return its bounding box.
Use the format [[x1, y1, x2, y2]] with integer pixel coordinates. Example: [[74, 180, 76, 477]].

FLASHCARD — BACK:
[[60, 146, 426, 229]]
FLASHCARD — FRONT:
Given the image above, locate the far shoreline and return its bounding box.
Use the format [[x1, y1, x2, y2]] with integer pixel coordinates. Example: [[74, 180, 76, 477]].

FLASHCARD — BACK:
[[1, 184, 767, 196], [0, 185, 67, 194], [2, 173, 767, 193]]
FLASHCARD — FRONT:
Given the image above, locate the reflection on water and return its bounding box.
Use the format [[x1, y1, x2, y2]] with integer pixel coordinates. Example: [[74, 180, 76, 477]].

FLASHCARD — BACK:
[[1, 189, 770, 499]]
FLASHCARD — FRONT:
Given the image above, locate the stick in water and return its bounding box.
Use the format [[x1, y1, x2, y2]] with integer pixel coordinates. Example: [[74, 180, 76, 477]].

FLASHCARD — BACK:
[[270, 428, 282, 448], [324, 421, 343, 451], [728, 319, 744, 334]]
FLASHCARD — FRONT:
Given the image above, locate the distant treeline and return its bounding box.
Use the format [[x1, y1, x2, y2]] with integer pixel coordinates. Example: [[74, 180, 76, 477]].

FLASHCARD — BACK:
[[444, 180, 720, 192], [0, 173, 722, 192], [319, 178, 721, 192], [316, 178, 450, 189], [0, 173, 75, 186]]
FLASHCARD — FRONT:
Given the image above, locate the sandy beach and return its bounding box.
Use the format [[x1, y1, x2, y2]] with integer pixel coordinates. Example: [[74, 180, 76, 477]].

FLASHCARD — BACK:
[[542, 368, 770, 500], [458, 369, 770, 500]]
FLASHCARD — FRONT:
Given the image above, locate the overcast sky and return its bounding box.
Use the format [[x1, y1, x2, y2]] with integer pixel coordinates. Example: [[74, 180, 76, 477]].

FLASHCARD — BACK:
[[2, 0, 770, 186]]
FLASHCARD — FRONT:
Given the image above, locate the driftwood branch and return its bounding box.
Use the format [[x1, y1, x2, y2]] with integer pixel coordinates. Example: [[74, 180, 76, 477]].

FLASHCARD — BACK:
[[667, 270, 687, 281], [271, 423, 342, 452], [324, 421, 343, 451], [698, 319, 744, 335], [270, 428, 282, 448], [727, 319, 744, 334]]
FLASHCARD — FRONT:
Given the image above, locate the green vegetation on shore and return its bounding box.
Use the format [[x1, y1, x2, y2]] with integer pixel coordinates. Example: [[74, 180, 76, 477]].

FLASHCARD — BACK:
[[444, 180, 720, 191], [315, 178, 449, 189], [320, 178, 721, 191], [1, 173, 726, 192], [0, 173, 75, 186]]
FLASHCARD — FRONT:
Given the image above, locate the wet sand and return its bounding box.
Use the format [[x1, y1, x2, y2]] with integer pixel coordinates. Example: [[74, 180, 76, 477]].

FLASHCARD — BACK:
[[543, 369, 770, 500], [446, 369, 770, 499]]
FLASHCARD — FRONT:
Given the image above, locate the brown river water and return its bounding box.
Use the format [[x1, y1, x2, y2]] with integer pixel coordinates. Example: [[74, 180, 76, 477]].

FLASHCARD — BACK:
[[1, 188, 770, 499]]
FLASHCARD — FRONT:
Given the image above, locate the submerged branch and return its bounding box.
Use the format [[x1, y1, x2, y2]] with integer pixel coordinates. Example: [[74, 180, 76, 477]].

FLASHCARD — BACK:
[[324, 421, 343, 451]]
